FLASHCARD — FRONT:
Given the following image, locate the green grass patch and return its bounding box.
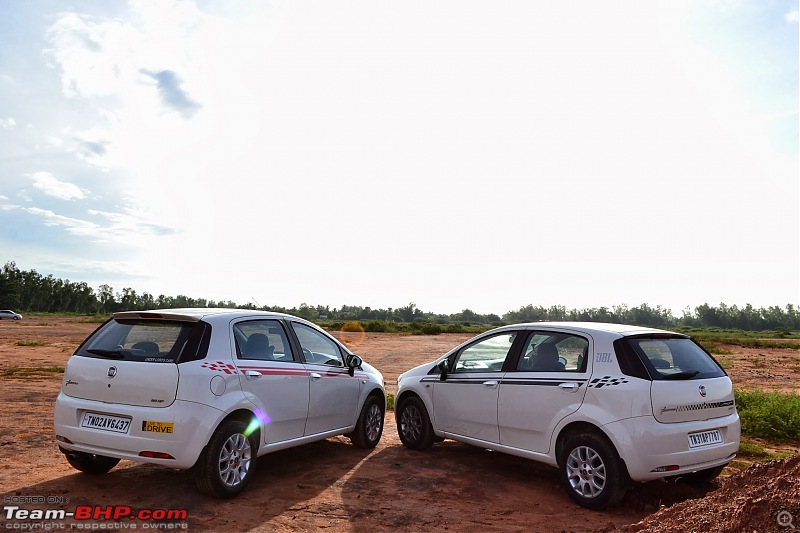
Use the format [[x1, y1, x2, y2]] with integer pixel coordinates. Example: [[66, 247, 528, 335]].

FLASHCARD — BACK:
[[715, 357, 734, 369], [387, 393, 395, 411], [736, 389, 800, 442], [320, 320, 488, 335], [77, 314, 110, 324], [678, 328, 800, 350], [15, 340, 49, 347], [0, 365, 64, 379], [702, 342, 735, 355], [737, 440, 777, 460]]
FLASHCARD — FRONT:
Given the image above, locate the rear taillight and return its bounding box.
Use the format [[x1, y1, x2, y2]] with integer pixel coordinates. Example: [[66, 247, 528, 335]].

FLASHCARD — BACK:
[[139, 451, 175, 460], [650, 465, 680, 472]]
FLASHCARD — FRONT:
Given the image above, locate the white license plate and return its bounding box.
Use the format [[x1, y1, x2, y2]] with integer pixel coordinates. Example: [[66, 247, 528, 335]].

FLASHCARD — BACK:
[[688, 429, 723, 448], [81, 412, 132, 434]]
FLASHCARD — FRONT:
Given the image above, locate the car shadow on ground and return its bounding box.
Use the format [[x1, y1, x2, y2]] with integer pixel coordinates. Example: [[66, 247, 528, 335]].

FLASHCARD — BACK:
[[2, 422, 720, 532], [338, 437, 721, 532], [2, 436, 373, 531]]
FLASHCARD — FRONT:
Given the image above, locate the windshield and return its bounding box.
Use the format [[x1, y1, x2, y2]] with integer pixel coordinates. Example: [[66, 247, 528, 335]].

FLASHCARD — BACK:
[[625, 336, 726, 380]]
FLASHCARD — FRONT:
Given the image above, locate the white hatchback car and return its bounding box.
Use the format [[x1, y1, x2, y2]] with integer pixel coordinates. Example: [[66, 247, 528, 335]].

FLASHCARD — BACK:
[[0, 309, 22, 320], [55, 309, 386, 497], [394, 322, 739, 509]]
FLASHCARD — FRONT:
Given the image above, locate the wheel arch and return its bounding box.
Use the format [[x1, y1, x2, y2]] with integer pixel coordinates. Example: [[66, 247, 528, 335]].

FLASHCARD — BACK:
[[364, 386, 386, 407], [208, 408, 261, 454], [394, 389, 428, 410], [555, 421, 630, 482]]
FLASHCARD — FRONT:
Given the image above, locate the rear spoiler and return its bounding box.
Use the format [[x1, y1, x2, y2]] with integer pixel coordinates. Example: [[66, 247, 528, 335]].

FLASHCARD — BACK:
[[112, 312, 200, 322]]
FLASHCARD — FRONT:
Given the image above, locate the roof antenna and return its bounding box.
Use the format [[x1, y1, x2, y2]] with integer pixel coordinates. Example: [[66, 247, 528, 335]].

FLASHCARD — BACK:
[[251, 298, 261, 308]]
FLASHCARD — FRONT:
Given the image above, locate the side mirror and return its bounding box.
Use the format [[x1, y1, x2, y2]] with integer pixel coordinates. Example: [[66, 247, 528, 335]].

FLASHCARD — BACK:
[[347, 355, 363, 377], [438, 360, 450, 382]]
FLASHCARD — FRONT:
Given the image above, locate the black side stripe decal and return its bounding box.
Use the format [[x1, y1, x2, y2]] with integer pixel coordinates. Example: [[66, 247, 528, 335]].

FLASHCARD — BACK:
[[420, 377, 588, 387]]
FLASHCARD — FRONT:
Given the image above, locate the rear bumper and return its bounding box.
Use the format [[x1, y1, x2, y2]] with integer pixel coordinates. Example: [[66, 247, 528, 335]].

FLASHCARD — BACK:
[[54, 392, 223, 469], [604, 411, 741, 481]]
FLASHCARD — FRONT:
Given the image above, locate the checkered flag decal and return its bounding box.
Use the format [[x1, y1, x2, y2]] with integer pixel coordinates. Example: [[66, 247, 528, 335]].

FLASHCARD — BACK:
[[588, 376, 629, 388], [201, 361, 239, 374]]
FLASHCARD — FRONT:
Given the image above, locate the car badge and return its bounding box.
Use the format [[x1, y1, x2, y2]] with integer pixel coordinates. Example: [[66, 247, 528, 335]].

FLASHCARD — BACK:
[[698, 385, 706, 397], [107, 366, 117, 378]]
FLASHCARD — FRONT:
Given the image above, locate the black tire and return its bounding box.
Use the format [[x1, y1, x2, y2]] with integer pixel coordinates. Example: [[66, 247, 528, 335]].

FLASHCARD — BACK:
[[350, 395, 384, 448], [195, 420, 257, 498], [679, 464, 726, 484], [559, 432, 628, 509], [62, 449, 120, 474], [396, 396, 435, 451]]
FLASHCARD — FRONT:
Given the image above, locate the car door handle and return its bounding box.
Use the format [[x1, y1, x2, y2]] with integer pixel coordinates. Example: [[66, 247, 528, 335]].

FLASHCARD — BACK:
[[559, 382, 580, 393], [245, 370, 261, 379], [482, 380, 499, 388], [310, 372, 322, 380]]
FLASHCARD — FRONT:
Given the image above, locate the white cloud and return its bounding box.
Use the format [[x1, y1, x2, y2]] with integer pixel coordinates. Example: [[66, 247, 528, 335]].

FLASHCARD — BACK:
[[0, 117, 16, 129], [27, 171, 88, 200], [787, 10, 799, 23], [23, 206, 96, 231]]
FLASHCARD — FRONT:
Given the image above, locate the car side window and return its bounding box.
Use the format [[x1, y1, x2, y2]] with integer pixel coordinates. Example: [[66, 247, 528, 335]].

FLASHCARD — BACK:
[[291, 322, 345, 367], [453, 332, 516, 373], [517, 332, 588, 372], [234, 320, 294, 361]]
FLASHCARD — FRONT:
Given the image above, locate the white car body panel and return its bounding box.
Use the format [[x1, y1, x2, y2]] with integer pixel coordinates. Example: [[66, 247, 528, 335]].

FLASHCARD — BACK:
[[433, 372, 501, 442], [61, 356, 178, 407], [234, 358, 310, 444], [498, 369, 588, 454], [303, 362, 362, 435], [53, 395, 224, 469]]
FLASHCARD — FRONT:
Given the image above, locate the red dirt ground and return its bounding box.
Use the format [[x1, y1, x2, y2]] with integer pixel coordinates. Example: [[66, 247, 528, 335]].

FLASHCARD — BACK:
[[1, 317, 798, 532]]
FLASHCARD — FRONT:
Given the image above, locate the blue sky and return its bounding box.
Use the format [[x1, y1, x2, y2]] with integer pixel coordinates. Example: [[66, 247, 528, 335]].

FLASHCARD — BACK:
[[0, 0, 797, 315]]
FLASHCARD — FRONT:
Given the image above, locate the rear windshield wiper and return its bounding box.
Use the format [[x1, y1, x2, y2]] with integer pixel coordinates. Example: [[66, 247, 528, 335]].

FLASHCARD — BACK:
[[86, 348, 126, 359], [662, 370, 700, 380]]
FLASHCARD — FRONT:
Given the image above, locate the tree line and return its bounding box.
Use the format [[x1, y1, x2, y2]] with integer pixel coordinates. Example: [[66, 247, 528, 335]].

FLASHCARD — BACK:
[[0, 261, 797, 331]]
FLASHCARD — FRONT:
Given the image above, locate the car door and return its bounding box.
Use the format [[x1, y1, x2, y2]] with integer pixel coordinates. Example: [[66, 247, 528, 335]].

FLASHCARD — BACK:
[[498, 330, 590, 453], [433, 331, 522, 444], [290, 321, 361, 436], [232, 319, 310, 445]]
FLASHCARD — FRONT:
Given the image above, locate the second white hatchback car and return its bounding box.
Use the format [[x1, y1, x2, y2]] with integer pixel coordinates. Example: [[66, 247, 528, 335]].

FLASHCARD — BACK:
[[55, 309, 386, 497], [395, 322, 739, 509]]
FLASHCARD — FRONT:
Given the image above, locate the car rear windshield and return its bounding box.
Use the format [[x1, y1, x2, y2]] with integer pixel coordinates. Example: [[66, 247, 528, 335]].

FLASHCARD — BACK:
[[619, 335, 726, 380], [75, 319, 207, 363]]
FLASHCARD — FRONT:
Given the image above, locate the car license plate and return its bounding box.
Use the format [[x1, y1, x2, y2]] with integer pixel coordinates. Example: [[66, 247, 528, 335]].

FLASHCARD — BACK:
[[688, 429, 723, 448], [81, 412, 131, 434]]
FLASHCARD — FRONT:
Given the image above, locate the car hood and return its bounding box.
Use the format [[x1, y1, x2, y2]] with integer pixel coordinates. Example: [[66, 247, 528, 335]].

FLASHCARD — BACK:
[[360, 360, 383, 382], [398, 359, 442, 381]]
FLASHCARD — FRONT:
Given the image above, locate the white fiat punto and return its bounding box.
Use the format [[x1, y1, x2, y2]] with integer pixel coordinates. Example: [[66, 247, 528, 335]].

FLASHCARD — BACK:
[[394, 322, 740, 509], [55, 309, 386, 497]]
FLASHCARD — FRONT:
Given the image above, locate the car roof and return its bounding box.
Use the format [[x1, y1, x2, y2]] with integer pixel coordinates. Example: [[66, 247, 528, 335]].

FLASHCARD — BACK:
[[112, 308, 298, 322], [494, 321, 678, 337]]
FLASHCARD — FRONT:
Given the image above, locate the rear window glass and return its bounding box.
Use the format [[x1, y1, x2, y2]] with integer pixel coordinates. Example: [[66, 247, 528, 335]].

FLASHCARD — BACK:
[[625, 337, 725, 380], [76, 319, 197, 363], [517, 332, 589, 372], [234, 320, 295, 361]]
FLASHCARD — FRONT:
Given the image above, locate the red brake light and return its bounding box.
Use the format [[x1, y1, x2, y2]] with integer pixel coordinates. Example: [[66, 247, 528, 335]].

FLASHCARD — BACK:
[[139, 451, 175, 459]]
